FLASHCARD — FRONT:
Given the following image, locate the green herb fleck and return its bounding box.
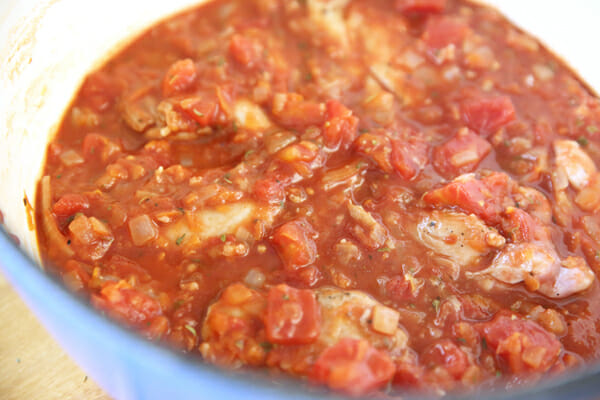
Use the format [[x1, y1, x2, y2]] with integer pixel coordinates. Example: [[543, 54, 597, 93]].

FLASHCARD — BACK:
[[305, 72, 313, 81], [176, 233, 186, 246], [408, 303, 416, 309], [235, 340, 244, 350], [481, 337, 488, 350], [173, 299, 185, 310], [587, 125, 598, 134], [217, 57, 225, 67], [279, 200, 285, 209], [192, 109, 204, 118], [503, 140, 510, 147], [223, 173, 232, 184], [83, 375, 88, 383], [282, 293, 290, 300], [495, 370, 502, 378], [371, 139, 378, 146], [259, 342, 273, 352], [577, 136, 589, 147], [377, 247, 391, 253], [232, 121, 238, 132], [457, 337, 467, 344], [184, 325, 197, 336], [432, 297, 441, 312], [575, 118, 585, 128], [220, 234, 227, 242], [359, 128, 369, 134], [177, 207, 185, 214], [56, 174, 62, 179], [244, 149, 254, 159]]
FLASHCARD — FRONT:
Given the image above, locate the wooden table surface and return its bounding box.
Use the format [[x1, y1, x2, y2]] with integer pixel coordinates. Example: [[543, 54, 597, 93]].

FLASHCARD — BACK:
[[0, 272, 111, 400]]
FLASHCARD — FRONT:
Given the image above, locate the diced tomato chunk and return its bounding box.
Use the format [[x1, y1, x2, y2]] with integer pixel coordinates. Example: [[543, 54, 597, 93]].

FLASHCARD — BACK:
[[477, 312, 562, 374], [229, 34, 263, 69], [422, 16, 469, 50], [82, 133, 121, 163], [179, 98, 219, 126], [265, 284, 320, 345], [271, 219, 317, 270], [433, 128, 491, 178], [162, 59, 197, 97], [386, 275, 416, 301], [354, 132, 393, 173], [311, 338, 395, 396], [501, 207, 540, 242], [323, 100, 359, 151], [80, 72, 122, 112], [271, 93, 326, 129], [422, 339, 469, 379], [253, 178, 285, 204], [91, 280, 162, 326], [461, 96, 516, 136], [391, 135, 429, 180], [396, 0, 446, 14], [423, 172, 515, 225], [52, 194, 90, 217]]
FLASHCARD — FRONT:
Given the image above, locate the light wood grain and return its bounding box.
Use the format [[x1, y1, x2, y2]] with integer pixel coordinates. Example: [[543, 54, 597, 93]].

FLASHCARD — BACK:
[[0, 272, 111, 400]]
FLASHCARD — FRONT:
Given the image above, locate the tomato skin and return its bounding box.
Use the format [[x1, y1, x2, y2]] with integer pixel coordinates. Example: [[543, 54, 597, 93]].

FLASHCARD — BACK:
[[229, 34, 263, 69], [423, 172, 515, 226], [265, 284, 320, 345], [422, 339, 469, 379], [354, 132, 393, 173], [271, 219, 318, 270], [422, 16, 469, 50], [323, 100, 359, 151], [386, 275, 416, 301], [82, 133, 121, 163], [91, 281, 162, 326], [252, 178, 285, 204], [391, 135, 429, 180], [396, 0, 446, 14], [52, 194, 90, 217], [477, 312, 562, 374], [311, 338, 395, 396], [162, 59, 197, 97], [433, 128, 491, 178], [461, 96, 516, 136]]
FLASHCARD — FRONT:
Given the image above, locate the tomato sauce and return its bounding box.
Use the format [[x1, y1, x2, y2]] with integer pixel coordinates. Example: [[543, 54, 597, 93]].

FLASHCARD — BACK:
[[36, 0, 600, 396]]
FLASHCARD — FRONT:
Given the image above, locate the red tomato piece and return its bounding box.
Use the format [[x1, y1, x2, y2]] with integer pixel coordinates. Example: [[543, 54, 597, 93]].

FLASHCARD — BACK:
[[423, 172, 515, 225], [229, 34, 263, 69], [91, 280, 162, 326], [271, 219, 318, 270], [52, 194, 90, 217], [396, 0, 446, 14], [422, 339, 469, 379], [179, 98, 219, 126], [433, 128, 492, 178], [82, 133, 121, 163], [311, 338, 395, 396], [265, 284, 320, 345], [391, 135, 429, 180], [323, 100, 359, 151], [252, 178, 285, 205], [477, 312, 562, 374], [162, 59, 197, 97], [386, 275, 416, 301], [80, 71, 122, 112], [422, 16, 469, 50], [354, 132, 393, 173], [461, 96, 516, 136], [271, 93, 326, 129], [501, 207, 539, 242]]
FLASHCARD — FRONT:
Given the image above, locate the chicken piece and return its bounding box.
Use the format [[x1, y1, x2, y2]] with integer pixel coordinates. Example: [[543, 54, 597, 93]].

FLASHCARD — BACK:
[[306, 0, 350, 49], [165, 202, 277, 247], [554, 140, 597, 191], [315, 287, 407, 355], [347, 201, 389, 249], [473, 243, 594, 298], [412, 210, 505, 273]]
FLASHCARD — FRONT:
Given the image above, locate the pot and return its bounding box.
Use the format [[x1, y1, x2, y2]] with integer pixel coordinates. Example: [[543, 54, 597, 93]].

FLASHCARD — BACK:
[[1, 1, 599, 399]]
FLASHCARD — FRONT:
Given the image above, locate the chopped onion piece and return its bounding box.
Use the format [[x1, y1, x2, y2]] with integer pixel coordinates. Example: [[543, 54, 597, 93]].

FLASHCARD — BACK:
[[371, 305, 400, 336], [59, 149, 85, 166], [128, 214, 158, 246]]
